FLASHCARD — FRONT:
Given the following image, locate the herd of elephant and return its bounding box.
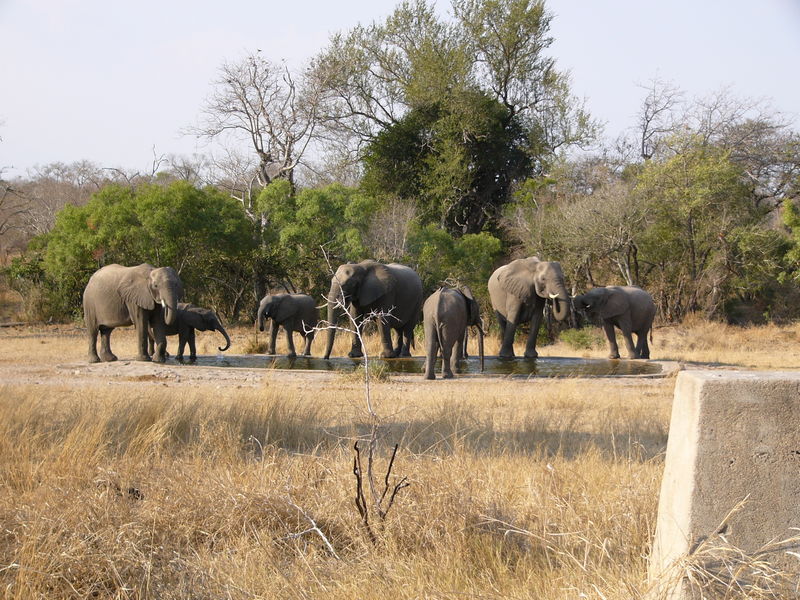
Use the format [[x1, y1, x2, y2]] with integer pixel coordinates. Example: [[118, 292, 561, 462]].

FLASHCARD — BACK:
[[83, 258, 657, 380]]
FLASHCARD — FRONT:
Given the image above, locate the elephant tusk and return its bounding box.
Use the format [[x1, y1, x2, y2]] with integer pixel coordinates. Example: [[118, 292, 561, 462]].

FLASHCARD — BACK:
[[549, 293, 559, 299], [161, 299, 167, 308]]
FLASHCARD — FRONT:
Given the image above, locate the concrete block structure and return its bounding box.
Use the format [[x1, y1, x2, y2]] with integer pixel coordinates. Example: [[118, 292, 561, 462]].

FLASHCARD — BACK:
[[649, 370, 800, 599]]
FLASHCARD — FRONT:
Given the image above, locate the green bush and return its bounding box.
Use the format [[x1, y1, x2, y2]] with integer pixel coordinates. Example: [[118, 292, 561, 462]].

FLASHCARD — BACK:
[[559, 327, 605, 350]]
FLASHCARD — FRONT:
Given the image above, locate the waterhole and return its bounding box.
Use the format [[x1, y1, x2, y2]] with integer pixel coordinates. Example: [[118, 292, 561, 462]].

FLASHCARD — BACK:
[[167, 355, 663, 377]]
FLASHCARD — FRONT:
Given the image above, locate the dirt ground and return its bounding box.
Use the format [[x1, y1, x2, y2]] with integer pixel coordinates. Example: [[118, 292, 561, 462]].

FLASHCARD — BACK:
[[0, 323, 682, 398]]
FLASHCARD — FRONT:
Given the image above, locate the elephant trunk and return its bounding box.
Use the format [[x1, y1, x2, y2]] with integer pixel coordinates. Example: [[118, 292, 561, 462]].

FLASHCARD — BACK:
[[217, 323, 231, 352], [324, 299, 340, 360], [162, 292, 180, 326], [256, 301, 269, 332], [550, 283, 571, 322]]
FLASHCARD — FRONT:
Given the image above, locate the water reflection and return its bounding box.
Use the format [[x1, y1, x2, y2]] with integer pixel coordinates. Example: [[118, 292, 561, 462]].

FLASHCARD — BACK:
[[169, 355, 662, 377]]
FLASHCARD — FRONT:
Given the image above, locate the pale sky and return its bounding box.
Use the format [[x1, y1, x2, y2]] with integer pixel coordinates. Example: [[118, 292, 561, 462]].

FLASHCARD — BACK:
[[1, 0, 799, 177]]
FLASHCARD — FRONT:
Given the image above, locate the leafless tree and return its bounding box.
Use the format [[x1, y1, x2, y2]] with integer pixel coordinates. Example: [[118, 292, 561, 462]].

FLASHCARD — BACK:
[[192, 52, 324, 199], [363, 198, 417, 262], [635, 78, 683, 160], [0, 171, 29, 255]]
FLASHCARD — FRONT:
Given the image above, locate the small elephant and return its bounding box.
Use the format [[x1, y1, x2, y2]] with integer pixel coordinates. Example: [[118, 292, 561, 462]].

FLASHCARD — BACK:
[[257, 293, 319, 357], [423, 286, 484, 380], [149, 303, 231, 361], [324, 260, 423, 359], [488, 256, 571, 359], [572, 286, 656, 359], [83, 263, 184, 363]]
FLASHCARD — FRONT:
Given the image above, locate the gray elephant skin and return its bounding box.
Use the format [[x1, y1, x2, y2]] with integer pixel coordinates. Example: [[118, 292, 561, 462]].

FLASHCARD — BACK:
[[257, 293, 319, 357], [149, 303, 231, 361], [83, 263, 184, 363], [573, 286, 656, 359], [423, 286, 484, 380], [324, 260, 423, 359], [488, 256, 571, 359]]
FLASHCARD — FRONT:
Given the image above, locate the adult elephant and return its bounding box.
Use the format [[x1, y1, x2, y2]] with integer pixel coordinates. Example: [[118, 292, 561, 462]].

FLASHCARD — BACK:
[[323, 260, 423, 359], [83, 263, 184, 363], [572, 286, 656, 359], [423, 286, 484, 380], [256, 293, 319, 358], [149, 303, 231, 361], [488, 256, 571, 359]]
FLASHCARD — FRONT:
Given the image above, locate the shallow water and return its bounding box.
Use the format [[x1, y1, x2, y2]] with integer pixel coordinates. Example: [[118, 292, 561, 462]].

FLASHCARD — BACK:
[[168, 354, 662, 377]]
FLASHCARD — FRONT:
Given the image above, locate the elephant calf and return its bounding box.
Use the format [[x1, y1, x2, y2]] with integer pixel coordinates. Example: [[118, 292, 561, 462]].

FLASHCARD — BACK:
[[573, 286, 655, 359], [423, 286, 484, 380], [148, 302, 231, 361], [257, 293, 319, 358]]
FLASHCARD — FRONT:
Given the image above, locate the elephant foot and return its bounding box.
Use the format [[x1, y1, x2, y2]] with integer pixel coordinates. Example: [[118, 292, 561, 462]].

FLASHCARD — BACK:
[[267, 348, 276, 356], [136, 354, 152, 362], [498, 349, 515, 359], [100, 353, 118, 362], [286, 352, 297, 359], [425, 372, 435, 380], [380, 349, 399, 359], [442, 371, 454, 379], [398, 349, 412, 358], [152, 355, 166, 364], [523, 351, 538, 359], [88, 354, 101, 364], [608, 353, 620, 360], [348, 349, 364, 358]]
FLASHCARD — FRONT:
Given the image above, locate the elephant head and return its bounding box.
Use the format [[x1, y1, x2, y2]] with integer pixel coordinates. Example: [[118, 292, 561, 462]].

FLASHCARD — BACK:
[[460, 286, 484, 372], [180, 303, 231, 351], [324, 260, 396, 359], [119, 265, 184, 326], [257, 294, 300, 331], [574, 287, 622, 320], [499, 257, 570, 321]]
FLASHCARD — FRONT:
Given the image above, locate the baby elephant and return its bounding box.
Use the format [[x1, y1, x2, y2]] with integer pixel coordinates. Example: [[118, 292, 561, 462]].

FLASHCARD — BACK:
[[572, 286, 655, 359], [423, 286, 484, 380], [256, 293, 319, 358], [149, 302, 231, 361]]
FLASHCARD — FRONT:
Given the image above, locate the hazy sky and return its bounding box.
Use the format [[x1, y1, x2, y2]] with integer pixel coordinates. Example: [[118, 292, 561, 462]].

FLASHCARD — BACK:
[[1, 0, 799, 177]]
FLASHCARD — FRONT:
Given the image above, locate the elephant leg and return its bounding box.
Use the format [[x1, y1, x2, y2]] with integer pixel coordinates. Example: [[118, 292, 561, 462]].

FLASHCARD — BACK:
[[187, 329, 197, 360], [349, 318, 365, 358], [98, 326, 117, 362], [176, 332, 185, 360], [636, 329, 651, 359], [286, 329, 297, 358], [424, 323, 438, 380], [602, 321, 621, 359], [392, 327, 404, 356], [87, 324, 101, 363], [302, 332, 314, 356], [616, 315, 637, 358], [524, 300, 545, 359], [461, 328, 469, 359], [268, 321, 279, 355], [440, 337, 454, 379], [450, 331, 465, 376], [378, 318, 396, 359], [497, 311, 516, 359]]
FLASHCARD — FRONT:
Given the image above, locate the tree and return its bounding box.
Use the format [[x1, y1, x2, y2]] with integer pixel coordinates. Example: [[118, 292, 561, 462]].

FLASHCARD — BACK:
[[17, 181, 257, 320], [193, 52, 323, 214], [312, 0, 596, 234]]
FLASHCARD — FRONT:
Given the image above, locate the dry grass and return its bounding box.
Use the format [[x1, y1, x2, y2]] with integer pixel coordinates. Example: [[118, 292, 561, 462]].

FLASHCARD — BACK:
[[1, 318, 799, 598]]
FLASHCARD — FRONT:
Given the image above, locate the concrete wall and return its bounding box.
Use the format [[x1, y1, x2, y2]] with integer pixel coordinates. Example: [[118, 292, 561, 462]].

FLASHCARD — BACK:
[[649, 370, 800, 599]]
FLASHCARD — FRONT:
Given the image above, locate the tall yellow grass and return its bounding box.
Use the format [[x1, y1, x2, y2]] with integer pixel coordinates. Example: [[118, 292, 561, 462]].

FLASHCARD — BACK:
[[1, 318, 798, 598]]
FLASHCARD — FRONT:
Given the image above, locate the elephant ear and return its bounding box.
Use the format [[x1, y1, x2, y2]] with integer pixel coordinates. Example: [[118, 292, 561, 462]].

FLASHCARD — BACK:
[[359, 263, 394, 306], [460, 286, 481, 326], [271, 295, 299, 323], [498, 260, 536, 302], [118, 266, 155, 310]]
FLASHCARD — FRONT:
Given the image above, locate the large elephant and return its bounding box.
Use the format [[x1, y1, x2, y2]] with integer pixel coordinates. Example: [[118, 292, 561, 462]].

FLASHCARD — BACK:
[[323, 260, 423, 359], [83, 263, 184, 363], [488, 256, 571, 359], [149, 302, 231, 361], [256, 293, 319, 357], [572, 286, 656, 359], [423, 286, 484, 380]]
